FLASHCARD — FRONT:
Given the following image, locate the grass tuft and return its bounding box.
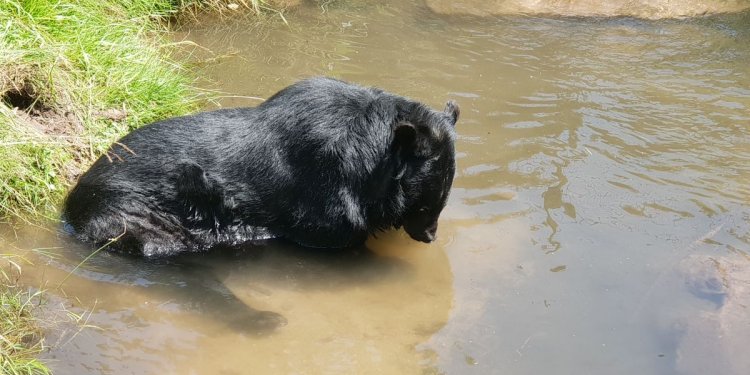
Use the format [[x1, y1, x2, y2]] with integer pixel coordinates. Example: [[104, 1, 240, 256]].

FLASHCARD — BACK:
[[176, 0, 290, 24], [1, 255, 49, 375], [0, 110, 71, 222]]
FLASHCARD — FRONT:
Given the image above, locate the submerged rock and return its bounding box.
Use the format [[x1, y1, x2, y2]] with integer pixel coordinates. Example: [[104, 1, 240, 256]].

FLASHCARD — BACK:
[[675, 255, 750, 375], [424, 0, 750, 19]]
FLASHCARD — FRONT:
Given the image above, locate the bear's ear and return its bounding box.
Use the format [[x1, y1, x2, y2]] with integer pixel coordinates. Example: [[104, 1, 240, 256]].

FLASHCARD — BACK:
[[394, 121, 416, 150], [444, 100, 460, 126], [394, 120, 432, 159]]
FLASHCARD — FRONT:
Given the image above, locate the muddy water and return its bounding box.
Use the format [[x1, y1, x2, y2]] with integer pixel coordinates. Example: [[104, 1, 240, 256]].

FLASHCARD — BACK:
[[4, 2, 750, 374]]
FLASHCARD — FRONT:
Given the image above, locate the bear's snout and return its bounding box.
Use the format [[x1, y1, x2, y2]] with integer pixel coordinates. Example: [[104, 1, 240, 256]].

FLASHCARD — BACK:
[[407, 221, 438, 243]]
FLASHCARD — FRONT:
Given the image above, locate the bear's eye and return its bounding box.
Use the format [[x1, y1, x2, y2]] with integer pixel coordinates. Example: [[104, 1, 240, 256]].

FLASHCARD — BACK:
[[418, 207, 428, 213]]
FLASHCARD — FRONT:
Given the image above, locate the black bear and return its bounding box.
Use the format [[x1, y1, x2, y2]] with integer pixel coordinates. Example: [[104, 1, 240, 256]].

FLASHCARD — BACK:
[[62, 77, 460, 257]]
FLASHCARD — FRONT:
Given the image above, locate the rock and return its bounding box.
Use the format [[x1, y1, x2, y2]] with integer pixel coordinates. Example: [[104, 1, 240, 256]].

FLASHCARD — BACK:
[[676, 255, 750, 375], [424, 0, 750, 19], [681, 256, 727, 306]]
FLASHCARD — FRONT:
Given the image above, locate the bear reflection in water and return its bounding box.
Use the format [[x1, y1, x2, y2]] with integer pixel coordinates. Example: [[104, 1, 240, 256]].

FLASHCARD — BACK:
[[55, 234, 412, 334]]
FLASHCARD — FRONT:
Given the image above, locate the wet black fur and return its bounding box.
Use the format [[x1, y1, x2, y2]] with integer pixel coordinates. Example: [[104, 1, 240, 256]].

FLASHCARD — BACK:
[[62, 77, 459, 256]]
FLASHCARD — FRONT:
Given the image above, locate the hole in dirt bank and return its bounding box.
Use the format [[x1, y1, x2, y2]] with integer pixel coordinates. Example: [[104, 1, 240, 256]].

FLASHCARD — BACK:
[[1, 81, 47, 112], [1, 81, 84, 138]]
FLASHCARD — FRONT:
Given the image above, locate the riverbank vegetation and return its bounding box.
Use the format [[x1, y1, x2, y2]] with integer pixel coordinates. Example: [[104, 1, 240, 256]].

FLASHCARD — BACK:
[[0, 0, 206, 222], [1, 260, 48, 375]]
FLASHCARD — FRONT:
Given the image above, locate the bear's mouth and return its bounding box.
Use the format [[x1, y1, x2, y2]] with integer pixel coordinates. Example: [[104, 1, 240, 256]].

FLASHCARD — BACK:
[[409, 231, 435, 243], [403, 222, 438, 243]]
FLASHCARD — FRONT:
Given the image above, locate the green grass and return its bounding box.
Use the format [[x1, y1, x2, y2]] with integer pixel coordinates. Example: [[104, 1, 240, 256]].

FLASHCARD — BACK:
[[1, 256, 48, 375], [0, 0, 204, 221], [0, 110, 70, 221]]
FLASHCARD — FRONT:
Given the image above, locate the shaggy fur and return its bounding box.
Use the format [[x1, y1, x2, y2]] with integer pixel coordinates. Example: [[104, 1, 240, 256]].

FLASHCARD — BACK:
[[62, 77, 459, 256]]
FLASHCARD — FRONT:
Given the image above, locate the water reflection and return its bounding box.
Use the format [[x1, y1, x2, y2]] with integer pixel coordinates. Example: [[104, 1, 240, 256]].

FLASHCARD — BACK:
[[44, 236, 420, 335]]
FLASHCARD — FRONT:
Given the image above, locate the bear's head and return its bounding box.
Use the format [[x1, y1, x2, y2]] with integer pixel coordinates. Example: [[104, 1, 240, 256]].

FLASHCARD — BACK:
[[394, 100, 460, 243]]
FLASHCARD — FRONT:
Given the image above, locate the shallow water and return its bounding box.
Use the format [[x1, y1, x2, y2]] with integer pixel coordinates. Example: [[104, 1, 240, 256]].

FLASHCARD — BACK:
[[4, 2, 750, 374]]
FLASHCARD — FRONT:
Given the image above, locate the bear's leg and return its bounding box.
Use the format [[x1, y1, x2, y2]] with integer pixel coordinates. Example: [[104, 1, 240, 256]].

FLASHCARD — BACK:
[[174, 161, 231, 232]]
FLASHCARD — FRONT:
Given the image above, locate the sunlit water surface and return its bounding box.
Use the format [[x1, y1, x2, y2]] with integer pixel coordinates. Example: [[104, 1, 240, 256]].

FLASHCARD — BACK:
[[3, 2, 750, 374]]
